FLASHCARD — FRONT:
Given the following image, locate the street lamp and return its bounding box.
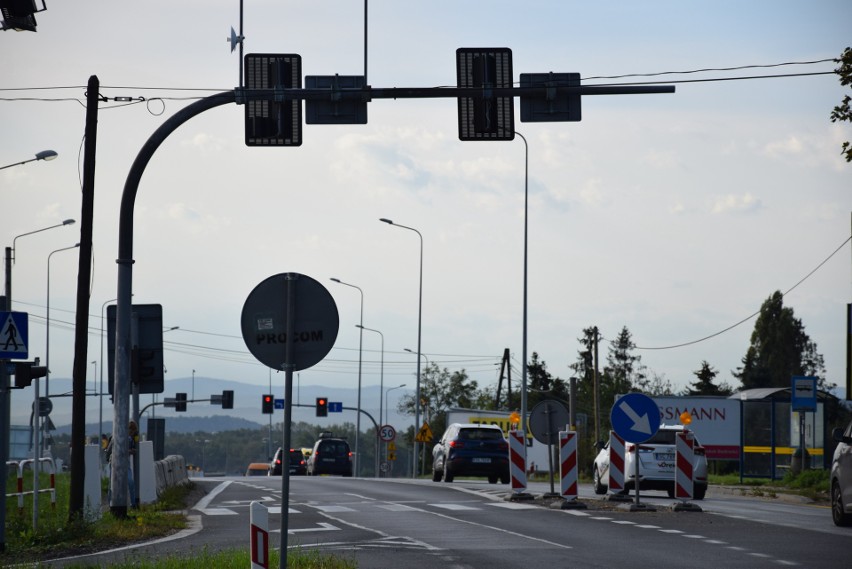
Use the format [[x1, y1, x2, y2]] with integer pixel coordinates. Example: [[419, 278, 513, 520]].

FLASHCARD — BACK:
[[357, 324, 383, 479], [513, 130, 531, 440], [0, 149, 58, 171], [330, 277, 364, 476], [380, 218, 423, 478], [385, 384, 406, 427], [45, 243, 79, 400]]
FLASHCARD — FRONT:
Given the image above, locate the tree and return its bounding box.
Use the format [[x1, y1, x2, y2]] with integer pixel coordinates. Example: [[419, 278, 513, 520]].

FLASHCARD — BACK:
[[683, 360, 734, 396], [603, 326, 646, 398], [733, 291, 828, 390], [831, 47, 852, 162], [526, 352, 570, 409], [397, 362, 479, 440]]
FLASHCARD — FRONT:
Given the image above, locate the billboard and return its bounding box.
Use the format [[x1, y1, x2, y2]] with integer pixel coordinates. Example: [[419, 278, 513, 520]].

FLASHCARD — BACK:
[[652, 396, 741, 460]]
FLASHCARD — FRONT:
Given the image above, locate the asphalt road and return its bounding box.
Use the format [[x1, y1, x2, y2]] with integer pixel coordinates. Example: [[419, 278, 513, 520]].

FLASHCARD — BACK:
[[43, 476, 850, 568]]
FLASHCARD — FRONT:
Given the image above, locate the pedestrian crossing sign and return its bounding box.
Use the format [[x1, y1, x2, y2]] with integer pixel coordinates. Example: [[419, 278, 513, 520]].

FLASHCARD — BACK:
[[0, 311, 28, 359]]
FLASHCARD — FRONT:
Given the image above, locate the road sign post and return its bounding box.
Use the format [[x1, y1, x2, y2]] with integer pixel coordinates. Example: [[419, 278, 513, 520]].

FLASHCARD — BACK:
[[610, 392, 661, 511]]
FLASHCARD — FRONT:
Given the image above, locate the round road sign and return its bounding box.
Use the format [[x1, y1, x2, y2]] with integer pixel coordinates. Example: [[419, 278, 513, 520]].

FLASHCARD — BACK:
[[610, 392, 660, 444], [528, 399, 570, 445], [240, 273, 339, 371], [379, 425, 396, 442]]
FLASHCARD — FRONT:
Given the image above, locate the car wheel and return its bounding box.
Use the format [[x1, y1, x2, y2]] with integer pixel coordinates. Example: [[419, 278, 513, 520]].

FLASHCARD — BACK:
[[488, 475, 498, 484], [694, 485, 707, 501], [592, 466, 607, 495], [432, 467, 442, 482], [832, 481, 852, 526], [443, 467, 454, 483], [666, 488, 675, 498], [500, 474, 510, 484]]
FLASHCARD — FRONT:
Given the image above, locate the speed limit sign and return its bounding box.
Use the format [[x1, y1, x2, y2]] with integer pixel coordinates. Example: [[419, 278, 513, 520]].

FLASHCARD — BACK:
[[379, 424, 396, 442]]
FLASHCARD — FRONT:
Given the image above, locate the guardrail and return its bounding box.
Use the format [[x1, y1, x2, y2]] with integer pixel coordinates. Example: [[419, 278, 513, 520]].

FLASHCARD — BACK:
[[5, 457, 57, 514]]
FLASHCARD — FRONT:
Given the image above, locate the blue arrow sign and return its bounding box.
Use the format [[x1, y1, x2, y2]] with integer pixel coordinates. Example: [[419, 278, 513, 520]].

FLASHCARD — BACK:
[[0, 311, 28, 359], [274, 398, 285, 409], [328, 402, 343, 413], [610, 392, 660, 444]]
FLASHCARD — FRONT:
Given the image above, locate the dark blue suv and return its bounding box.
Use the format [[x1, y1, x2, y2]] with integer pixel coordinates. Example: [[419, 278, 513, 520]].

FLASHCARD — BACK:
[[432, 423, 510, 484]]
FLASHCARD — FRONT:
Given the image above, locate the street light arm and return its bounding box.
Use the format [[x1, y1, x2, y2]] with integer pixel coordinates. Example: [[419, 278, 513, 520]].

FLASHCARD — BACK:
[[0, 149, 58, 171], [12, 219, 76, 263]]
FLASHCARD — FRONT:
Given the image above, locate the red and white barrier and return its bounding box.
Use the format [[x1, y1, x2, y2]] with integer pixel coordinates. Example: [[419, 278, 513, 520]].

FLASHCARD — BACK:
[[250, 501, 269, 569], [675, 431, 694, 501], [509, 430, 527, 494], [559, 430, 578, 499], [608, 431, 625, 494]]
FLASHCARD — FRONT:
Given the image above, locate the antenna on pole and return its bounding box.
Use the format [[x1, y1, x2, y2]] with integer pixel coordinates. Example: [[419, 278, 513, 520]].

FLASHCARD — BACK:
[[228, 0, 245, 88]]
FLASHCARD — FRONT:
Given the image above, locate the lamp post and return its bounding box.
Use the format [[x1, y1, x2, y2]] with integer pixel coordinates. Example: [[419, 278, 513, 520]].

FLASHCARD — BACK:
[[513, 130, 530, 440], [45, 243, 79, 400], [380, 218, 423, 478], [99, 296, 117, 451], [357, 324, 383, 478], [330, 278, 364, 477], [384, 384, 406, 427], [0, 149, 58, 171], [192, 369, 195, 400]]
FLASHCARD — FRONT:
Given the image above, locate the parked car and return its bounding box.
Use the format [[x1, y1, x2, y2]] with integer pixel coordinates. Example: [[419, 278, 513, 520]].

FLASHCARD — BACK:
[[592, 424, 708, 500], [831, 420, 852, 526], [245, 462, 270, 477], [269, 448, 307, 476], [432, 423, 510, 484], [307, 433, 353, 476]]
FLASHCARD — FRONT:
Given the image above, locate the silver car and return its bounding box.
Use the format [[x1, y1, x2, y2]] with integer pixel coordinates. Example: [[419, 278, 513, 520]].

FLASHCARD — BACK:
[[592, 424, 708, 500], [830, 420, 852, 526]]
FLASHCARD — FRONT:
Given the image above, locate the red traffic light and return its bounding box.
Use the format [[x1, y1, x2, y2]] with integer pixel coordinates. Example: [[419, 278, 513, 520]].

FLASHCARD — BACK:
[[262, 394, 274, 414], [315, 397, 328, 417]]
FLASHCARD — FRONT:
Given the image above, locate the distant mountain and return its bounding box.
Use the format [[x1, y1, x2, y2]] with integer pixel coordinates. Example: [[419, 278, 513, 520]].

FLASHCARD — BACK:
[[14, 376, 413, 436]]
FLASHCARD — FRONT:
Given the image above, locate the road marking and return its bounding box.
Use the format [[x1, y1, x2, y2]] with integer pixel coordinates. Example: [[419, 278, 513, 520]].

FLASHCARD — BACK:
[[432, 503, 478, 511], [489, 502, 538, 510], [199, 508, 238, 516], [287, 522, 340, 534], [312, 505, 356, 513]]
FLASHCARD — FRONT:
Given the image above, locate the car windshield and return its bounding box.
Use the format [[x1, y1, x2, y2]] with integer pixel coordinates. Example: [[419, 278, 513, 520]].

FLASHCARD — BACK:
[[459, 428, 504, 441], [319, 441, 349, 455], [644, 429, 701, 445]]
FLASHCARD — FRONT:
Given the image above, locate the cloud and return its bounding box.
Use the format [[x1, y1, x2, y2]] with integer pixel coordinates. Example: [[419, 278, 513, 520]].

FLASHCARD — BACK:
[[710, 193, 762, 214], [763, 135, 804, 158]]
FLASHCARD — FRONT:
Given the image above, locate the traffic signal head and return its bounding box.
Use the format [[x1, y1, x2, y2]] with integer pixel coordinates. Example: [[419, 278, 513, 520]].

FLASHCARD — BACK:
[[315, 397, 328, 417], [13, 362, 47, 388], [175, 392, 187, 412], [262, 394, 273, 414], [222, 390, 234, 409]]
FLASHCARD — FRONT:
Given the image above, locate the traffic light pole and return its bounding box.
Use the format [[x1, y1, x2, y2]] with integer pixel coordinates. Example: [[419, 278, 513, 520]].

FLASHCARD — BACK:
[[113, 79, 673, 515]]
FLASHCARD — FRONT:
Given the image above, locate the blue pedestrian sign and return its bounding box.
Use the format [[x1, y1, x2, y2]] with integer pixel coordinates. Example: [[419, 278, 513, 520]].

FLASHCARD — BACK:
[[0, 311, 28, 359], [328, 402, 343, 413], [610, 392, 660, 444]]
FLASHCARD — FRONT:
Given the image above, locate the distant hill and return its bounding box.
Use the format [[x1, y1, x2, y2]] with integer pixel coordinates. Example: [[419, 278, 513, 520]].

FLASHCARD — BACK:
[[54, 415, 264, 437]]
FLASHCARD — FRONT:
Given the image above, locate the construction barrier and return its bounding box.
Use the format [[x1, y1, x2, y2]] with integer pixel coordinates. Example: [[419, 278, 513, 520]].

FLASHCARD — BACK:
[[509, 430, 527, 494], [675, 431, 694, 501], [250, 501, 269, 569], [559, 430, 578, 499], [154, 455, 189, 497], [608, 431, 625, 494]]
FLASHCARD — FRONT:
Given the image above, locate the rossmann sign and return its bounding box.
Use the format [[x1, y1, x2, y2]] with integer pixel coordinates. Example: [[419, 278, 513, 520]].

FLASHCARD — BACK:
[[652, 396, 741, 460]]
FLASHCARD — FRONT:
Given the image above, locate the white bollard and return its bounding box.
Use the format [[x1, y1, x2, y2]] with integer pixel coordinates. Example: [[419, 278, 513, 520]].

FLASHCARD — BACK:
[[83, 444, 101, 520], [250, 501, 269, 569]]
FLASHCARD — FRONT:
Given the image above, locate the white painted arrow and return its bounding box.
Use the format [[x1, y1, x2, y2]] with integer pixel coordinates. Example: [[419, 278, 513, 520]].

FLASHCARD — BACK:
[[619, 400, 651, 434]]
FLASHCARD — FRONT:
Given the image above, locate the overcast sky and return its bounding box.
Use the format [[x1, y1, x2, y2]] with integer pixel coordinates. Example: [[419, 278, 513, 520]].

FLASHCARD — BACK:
[[3, 1, 850, 424]]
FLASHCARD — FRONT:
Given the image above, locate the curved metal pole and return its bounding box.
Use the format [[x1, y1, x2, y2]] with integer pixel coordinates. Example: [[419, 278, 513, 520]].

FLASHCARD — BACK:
[[112, 92, 235, 517]]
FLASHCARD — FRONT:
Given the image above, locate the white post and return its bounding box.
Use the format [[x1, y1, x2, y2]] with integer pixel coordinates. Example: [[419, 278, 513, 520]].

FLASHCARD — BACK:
[[250, 501, 270, 569]]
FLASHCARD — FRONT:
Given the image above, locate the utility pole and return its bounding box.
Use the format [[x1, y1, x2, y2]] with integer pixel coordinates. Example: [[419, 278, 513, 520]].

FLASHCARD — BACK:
[[593, 326, 600, 444]]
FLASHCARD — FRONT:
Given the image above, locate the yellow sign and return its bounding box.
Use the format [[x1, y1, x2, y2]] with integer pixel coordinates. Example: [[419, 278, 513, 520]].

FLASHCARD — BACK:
[[388, 441, 396, 451], [388, 452, 396, 461], [416, 422, 433, 442]]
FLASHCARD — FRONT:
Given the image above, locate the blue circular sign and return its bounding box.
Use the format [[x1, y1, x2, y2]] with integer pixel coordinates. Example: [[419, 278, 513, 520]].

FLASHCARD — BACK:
[[610, 392, 660, 443]]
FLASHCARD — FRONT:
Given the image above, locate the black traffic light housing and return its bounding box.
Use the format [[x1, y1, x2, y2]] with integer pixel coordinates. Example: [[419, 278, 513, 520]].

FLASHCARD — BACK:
[[13, 361, 47, 388], [175, 392, 187, 412], [262, 394, 273, 414], [315, 397, 328, 417], [222, 390, 234, 409]]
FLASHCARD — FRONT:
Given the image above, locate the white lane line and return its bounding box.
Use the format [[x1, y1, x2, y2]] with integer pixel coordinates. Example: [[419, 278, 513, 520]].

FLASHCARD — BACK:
[[432, 503, 479, 511]]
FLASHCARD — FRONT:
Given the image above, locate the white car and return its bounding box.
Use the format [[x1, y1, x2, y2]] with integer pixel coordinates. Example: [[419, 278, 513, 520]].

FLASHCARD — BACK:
[[830, 420, 852, 526], [592, 424, 708, 500]]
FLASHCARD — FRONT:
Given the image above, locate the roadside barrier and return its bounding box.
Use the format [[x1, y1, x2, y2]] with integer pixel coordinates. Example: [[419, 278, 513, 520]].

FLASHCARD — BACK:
[[250, 501, 269, 569], [154, 455, 189, 497], [509, 430, 527, 493], [559, 430, 578, 499], [675, 431, 694, 500], [5, 458, 57, 514], [608, 431, 625, 494]]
